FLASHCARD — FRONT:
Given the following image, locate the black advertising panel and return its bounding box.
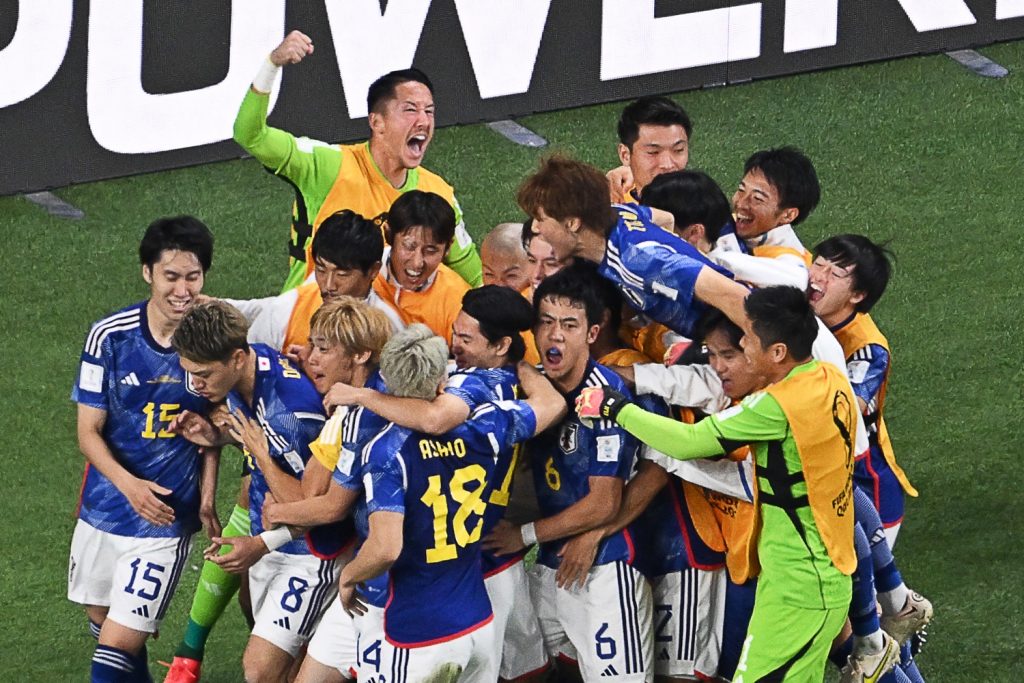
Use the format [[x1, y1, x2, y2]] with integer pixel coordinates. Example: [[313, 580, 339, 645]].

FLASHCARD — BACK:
[[1, 0, 1021, 195]]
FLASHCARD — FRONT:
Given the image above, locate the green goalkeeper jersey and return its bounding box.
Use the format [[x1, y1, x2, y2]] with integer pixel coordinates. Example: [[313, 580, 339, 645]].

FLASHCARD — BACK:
[[234, 89, 482, 292], [617, 361, 852, 610]]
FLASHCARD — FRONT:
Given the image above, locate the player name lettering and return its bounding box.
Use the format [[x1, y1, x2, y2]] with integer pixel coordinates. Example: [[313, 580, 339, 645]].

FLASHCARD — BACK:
[[418, 437, 468, 460]]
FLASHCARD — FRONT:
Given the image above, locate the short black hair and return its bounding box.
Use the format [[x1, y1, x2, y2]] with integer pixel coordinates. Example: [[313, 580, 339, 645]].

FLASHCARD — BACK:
[[698, 308, 744, 351], [312, 210, 384, 273], [743, 147, 820, 226], [520, 217, 535, 250], [618, 96, 693, 148], [367, 68, 434, 115], [813, 234, 894, 313], [533, 260, 606, 327], [461, 285, 534, 363], [641, 170, 731, 244], [139, 215, 214, 272], [744, 286, 818, 361], [387, 191, 456, 245]]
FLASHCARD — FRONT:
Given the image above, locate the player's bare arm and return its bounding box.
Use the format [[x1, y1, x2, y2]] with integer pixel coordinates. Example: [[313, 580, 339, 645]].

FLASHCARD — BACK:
[[198, 446, 222, 539], [263, 482, 359, 528], [339, 511, 404, 616], [323, 381, 471, 435], [77, 404, 175, 526], [516, 361, 569, 430], [225, 409, 303, 503], [483, 475, 622, 555]]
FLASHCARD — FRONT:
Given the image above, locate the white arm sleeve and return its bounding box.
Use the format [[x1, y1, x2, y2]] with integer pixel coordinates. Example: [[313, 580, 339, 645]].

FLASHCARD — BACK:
[[642, 447, 755, 502], [812, 319, 870, 457], [633, 363, 730, 413], [221, 290, 298, 351], [708, 249, 809, 290]]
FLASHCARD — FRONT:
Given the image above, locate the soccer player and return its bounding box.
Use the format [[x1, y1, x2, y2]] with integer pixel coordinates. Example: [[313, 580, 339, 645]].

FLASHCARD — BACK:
[[485, 265, 653, 682], [68, 216, 216, 682], [517, 155, 746, 339], [170, 301, 331, 683], [336, 324, 566, 681], [372, 190, 470, 341], [523, 220, 571, 299], [225, 209, 403, 353], [234, 30, 481, 291], [712, 147, 819, 290], [809, 234, 917, 545], [578, 286, 857, 682], [237, 297, 394, 683], [482, 222, 531, 293], [640, 169, 733, 254], [321, 285, 550, 681], [606, 96, 693, 203]]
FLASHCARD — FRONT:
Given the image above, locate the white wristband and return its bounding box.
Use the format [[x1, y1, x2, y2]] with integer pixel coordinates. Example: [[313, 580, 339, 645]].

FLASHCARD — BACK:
[[252, 57, 280, 94], [520, 522, 538, 546], [260, 525, 293, 551]]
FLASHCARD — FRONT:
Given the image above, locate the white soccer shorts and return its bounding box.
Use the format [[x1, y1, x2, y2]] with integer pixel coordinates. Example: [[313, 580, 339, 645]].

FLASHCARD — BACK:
[[485, 558, 550, 679], [249, 550, 339, 657], [306, 597, 358, 677], [369, 619, 498, 683], [529, 561, 654, 682], [67, 519, 193, 633], [650, 567, 726, 678]]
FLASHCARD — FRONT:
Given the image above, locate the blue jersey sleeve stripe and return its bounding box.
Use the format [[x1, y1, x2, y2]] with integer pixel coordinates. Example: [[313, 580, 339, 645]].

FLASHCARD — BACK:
[[85, 315, 141, 357]]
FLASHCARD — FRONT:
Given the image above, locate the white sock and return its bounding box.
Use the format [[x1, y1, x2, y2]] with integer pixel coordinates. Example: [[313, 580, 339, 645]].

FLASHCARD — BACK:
[[878, 584, 910, 616], [854, 630, 885, 655]]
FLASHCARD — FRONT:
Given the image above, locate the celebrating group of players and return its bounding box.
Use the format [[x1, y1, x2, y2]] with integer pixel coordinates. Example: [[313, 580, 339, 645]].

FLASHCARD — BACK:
[[68, 30, 934, 683]]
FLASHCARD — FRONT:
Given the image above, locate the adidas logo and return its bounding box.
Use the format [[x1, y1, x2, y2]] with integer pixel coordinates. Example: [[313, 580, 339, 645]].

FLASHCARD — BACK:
[[273, 616, 291, 630], [658, 648, 670, 661], [600, 664, 619, 676], [120, 373, 140, 386], [131, 605, 150, 618]]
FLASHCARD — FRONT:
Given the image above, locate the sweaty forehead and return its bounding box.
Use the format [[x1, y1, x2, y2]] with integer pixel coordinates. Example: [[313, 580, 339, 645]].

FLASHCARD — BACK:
[[540, 295, 585, 321], [396, 226, 444, 248], [389, 81, 433, 107]]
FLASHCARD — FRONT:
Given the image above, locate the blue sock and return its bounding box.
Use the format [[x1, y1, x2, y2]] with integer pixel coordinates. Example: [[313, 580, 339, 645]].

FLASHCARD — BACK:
[[880, 667, 913, 683], [829, 635, 853, 669], [131, 644, 152, 683], [850, 523, 881, 637], [89, 620, 102, 640], [91, 644, 136, 682], [900, 642, 926, 683], [854, 488, 904, 592]]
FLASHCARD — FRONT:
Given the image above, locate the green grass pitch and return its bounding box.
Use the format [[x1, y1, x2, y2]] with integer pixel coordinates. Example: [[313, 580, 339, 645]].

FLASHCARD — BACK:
[[1, 40, 1021, 681]]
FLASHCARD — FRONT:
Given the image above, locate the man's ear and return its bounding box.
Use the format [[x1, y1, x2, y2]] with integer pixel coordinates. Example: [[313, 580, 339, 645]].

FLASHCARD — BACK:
[[566, 217, 582, 235], [617, 143, 631, 168], [142, 264, 153, 285], [778, 206, 800, 226], [678, 223, 706, 248], [231, 347, 248, 370], [368, 111, 385, 137], [769, 342, 789, 364], [353, 349, 373, 367], [850, 289, 866, 308], [586, 324, 601, 345], [493, 335, 513, 357], [367, 261, 383, 281]]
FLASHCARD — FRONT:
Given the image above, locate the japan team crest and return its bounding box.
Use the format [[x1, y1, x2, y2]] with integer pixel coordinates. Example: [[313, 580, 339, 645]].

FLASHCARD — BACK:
[[559, 422, 579, 454]]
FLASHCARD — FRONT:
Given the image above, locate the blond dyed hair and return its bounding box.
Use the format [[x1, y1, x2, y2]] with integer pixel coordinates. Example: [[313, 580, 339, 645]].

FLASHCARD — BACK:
[[310, 297, 392, 364], [379, 323, 449, 399]]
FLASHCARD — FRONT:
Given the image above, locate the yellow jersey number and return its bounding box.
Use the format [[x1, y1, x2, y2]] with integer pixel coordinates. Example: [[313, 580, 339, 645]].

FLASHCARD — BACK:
[[420, 464, 488, 563], [140, 402, 180, 439]]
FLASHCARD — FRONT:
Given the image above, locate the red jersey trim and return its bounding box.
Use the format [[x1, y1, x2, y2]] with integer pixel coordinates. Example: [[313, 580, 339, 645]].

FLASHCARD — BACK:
[[483, 553, 525, 579], [384, 611, 494, 649]]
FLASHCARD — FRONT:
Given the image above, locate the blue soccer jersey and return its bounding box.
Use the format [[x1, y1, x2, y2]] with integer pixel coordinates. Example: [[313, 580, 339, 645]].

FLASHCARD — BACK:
[[444, 366, 530, 574], [528, 360, 639, 569], [329, 371, 392, 608], [600, 203, 732, 338], [226, 344, 326, 555], [71, 302, 210, 538], [632, 393, 725, 578], [363, 400, 538, 647]]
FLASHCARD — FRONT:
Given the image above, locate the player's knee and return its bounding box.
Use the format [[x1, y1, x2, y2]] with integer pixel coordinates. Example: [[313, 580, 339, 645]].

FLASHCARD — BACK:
[[242, 642, 291, 683]]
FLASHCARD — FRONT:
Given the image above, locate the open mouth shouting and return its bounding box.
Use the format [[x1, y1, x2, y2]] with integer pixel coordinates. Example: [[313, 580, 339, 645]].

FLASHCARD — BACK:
[[407, 132, 428, 161]]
